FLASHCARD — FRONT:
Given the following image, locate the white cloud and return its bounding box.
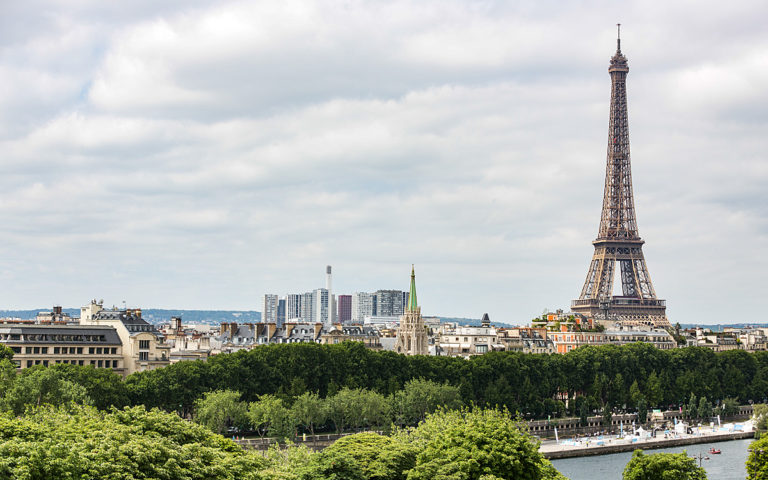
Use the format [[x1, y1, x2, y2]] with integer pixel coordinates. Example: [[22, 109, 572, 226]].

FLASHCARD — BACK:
[[0, 0, 766, 324]]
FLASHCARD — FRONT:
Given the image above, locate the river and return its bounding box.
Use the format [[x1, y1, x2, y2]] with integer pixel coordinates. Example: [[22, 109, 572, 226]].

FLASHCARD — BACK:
[[551, 438, 753, 480]]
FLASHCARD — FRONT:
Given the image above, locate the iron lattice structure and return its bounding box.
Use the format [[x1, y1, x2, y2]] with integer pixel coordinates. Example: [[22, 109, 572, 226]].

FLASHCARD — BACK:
[[572, 30, 669, 327]]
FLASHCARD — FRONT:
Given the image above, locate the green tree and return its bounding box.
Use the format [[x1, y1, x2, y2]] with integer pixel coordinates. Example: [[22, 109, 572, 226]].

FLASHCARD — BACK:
[[697, 396, 712, 420], [646, 371, 663, 408], [194, 389, 248, 435], [753, 404, 768, 430], [0, 405, 266, 479], [49, 363, 128, 409], [747, 435, 768, 480], [249, 394, 295, 440], [1, 366, 90, 415], [397, 407, 566, 480], [318, 432, 416, 480], [390, 379, 461, 426], [637, 397, 648, 424], [623, 450, 706, 480], [720, 397, 739, 417], [629, 380, 642, 407], [579, 400, 590, 428], [0, 344, 13, 361], [291, 392, 327, 436], [686, 393, 698, 419], [602, 404, 613, 431]]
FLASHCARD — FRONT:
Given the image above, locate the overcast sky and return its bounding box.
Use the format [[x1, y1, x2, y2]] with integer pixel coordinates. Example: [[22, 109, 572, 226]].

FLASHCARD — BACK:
[[0, 1, 766, 324]]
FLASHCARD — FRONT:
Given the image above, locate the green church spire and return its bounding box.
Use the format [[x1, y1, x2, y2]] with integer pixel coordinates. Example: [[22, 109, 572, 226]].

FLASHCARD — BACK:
[[408, 265, 418, 311]]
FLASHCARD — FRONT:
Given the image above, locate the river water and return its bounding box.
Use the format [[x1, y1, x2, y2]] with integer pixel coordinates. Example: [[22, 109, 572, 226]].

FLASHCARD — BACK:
[[551, 438, 753, 480]]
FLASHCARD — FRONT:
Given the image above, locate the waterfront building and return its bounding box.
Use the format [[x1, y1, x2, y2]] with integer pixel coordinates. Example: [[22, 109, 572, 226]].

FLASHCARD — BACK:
[[572, 28, 668, 328], [395, 266, 428, 355], [262, 294, 278, 324], [80, 300, 170, 375], [0, 324, 124, 373]]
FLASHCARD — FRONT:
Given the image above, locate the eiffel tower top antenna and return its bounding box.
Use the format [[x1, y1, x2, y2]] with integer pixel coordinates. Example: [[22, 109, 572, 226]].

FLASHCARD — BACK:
[[617, 24, 621, 52]]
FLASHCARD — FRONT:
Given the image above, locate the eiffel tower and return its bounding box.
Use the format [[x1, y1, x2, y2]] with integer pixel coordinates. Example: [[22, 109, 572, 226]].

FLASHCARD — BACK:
[[571, 26, 669, 328]]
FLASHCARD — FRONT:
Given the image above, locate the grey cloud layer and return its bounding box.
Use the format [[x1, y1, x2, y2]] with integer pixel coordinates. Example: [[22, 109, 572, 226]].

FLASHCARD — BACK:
[[0, 0, 766, 324]]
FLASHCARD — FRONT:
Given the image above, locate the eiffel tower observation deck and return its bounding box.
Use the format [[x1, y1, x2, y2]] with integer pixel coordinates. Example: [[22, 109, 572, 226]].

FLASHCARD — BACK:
[[572, 26, 669, 328]]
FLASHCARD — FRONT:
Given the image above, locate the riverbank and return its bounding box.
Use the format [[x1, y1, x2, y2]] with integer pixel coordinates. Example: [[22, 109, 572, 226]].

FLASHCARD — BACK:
[[541, 428, 754, 459]]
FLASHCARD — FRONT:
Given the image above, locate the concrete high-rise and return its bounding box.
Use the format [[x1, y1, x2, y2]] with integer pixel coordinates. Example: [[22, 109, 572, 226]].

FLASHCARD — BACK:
[[286, 294, 302, 322], [262, 294, 278, 324], [314, 288, 331, 326]]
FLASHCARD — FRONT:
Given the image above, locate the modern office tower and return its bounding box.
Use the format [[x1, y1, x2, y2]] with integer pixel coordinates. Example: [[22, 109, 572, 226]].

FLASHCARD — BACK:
[[277, 299, 286, 327], [262, 294, 278, 323], [286, 294, 302, 321], [402, 291, 410, 312], [337, 295, 352, 323], [375, 289, 405, 317], [572, 28, 668, 327], [395, 266, 428, 355], [351, 292, 374, 323], [314, 288, 331, 326]]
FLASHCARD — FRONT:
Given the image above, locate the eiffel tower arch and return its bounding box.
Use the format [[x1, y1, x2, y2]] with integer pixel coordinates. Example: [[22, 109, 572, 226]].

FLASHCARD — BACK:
[[571, 27, 669, 328]]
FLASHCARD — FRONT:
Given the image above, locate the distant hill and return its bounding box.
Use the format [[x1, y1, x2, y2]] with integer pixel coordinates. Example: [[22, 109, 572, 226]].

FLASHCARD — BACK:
[[0, 308, 260, 325]]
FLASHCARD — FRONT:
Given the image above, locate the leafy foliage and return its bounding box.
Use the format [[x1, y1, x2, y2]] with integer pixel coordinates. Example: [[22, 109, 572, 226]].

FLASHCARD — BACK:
[[748, 435, 768, 480], [0, 405, 266, 479], [194, 389, 249, 435], [622, 450, 707, 480], [397, 408, 566, 480]]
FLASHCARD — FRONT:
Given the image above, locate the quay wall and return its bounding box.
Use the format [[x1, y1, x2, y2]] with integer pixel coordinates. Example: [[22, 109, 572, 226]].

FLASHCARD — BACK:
[[543, 431, 755, 460]]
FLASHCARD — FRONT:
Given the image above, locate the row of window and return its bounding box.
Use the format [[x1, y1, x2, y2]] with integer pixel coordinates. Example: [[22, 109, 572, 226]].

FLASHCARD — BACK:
[[19, 346, 119, 355], [0, 334, 108, 342], [24, 359, 120, 368]]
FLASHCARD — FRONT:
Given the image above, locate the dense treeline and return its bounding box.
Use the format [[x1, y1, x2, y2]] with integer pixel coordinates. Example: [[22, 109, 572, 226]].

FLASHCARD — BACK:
[[125, 342, 768, 418], [3, 342, 767, 420]]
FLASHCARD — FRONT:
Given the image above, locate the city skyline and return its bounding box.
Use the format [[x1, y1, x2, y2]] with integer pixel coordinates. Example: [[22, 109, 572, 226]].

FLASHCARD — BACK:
[[1, 2, 766, 324]]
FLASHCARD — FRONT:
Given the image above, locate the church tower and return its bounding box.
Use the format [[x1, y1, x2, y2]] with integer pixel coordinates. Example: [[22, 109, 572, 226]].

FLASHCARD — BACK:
[[395, 265, 428, 355]]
